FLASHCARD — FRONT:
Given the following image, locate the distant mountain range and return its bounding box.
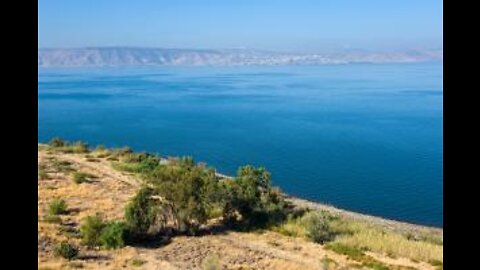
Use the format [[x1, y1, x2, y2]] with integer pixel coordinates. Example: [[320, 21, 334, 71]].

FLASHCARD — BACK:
[[38, 47, 443, 67]]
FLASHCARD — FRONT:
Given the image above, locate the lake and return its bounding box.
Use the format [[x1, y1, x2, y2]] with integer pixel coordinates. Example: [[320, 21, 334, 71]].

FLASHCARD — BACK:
[[38, 63, 443, 227]]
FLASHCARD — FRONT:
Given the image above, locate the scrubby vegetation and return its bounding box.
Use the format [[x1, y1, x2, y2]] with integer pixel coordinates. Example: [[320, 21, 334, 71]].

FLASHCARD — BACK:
[[275, 210, 335, 241], [301, 211, 336, 244], [326, 243, 389, 270], [130, 258, 146, 267], [331, 220, 443, 263], [99, 221, 127, 249], [72, 171, 96, 184], [276, 209, 443, 263], [79, 215, 127, 249], [48, 199, 68, 215], [48, 138, 89, 153], [39, 138, 443, 268], [51, 159, 74, 173], [53, 242, 78, 260], [121, 158, 293, 237], [80, 215, 106, 247]]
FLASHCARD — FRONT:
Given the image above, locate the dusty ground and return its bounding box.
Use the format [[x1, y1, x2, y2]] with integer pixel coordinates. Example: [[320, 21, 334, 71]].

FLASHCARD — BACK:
[[38, 146, 438, 270]]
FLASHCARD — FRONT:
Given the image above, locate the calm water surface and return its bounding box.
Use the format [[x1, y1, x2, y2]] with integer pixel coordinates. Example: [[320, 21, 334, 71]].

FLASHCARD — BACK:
[[38, 63, 443, 227]]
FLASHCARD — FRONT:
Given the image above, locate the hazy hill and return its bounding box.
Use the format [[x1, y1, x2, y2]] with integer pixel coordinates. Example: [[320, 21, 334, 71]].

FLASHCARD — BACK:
[[38, 47, 443, 67]]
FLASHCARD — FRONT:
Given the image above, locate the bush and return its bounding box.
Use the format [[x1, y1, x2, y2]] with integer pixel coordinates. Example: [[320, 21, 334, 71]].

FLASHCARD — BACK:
[[72, 172, 95, 184], [54, 242, 78, 260], [301, 211, 335, 244], [79, 215, 127, 249], [99, 222, 127, 249], [71, 141, 89, 153], [111, 152, 161, 175], [49, 199, 68, 215], [220, 166, 289, 230], [125, 187, 167, 237], [80, 215, 106, 247], [49, 137, 66, 148]]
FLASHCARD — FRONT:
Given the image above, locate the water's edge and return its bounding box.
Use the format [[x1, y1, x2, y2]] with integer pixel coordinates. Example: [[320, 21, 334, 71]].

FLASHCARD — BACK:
[[214, 166, 443, 235]]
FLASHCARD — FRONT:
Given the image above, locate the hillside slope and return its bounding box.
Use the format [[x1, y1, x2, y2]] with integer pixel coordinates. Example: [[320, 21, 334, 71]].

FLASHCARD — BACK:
[[38, 144, 442, 270]]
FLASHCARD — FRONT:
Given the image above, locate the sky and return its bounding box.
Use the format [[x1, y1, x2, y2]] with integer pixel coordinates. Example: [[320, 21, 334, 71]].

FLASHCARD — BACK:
[[38, 0, 443, 53]]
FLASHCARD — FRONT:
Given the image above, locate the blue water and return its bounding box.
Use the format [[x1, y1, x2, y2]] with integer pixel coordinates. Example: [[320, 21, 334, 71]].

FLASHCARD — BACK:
[[38, 63, 443, 227]]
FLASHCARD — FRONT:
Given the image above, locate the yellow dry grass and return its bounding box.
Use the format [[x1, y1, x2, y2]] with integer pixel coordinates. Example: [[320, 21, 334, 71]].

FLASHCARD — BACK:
[[332, 221, 443, 263]]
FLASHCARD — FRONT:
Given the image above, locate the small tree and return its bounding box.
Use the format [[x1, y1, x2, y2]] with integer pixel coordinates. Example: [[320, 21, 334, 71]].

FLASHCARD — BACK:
[[125, 187, 168, 238]]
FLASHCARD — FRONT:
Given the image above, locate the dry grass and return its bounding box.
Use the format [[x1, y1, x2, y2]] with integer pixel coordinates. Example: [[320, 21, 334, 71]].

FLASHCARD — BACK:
[[276, 212, 442, 264], [331, 221, 443, 263], [275, 217, 308, 238]]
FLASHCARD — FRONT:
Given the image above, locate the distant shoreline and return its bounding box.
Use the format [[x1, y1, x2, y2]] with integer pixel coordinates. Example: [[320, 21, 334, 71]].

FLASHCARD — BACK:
[[38, 47, 443, 68]]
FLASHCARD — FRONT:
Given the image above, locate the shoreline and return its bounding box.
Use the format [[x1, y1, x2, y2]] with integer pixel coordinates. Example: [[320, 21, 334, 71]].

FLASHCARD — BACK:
[[211, 170, 443, 237], [284, 195, 442, 237]]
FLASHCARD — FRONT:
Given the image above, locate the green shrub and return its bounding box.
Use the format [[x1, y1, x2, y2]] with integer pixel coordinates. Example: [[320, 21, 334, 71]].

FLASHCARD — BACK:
[[54, 242, 78, 260], [99, 222, 127, 249], [72, 172, 95, 184], [49, 199, 68, 215], [80, 215, 106, 247], [301, 211, 335, 244], [220, 166, 290, 230], [112, 153, 161, 174], [79, 215, 127, 249], [125, 187, 166, 237]]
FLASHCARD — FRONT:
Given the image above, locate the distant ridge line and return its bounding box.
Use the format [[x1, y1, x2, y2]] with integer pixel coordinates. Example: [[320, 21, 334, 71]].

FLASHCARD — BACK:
[[38, 47, 442, 67]]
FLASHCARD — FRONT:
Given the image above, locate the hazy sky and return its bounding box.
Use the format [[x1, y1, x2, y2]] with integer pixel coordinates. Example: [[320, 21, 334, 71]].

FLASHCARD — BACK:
[[38, 0, 443, 53]]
